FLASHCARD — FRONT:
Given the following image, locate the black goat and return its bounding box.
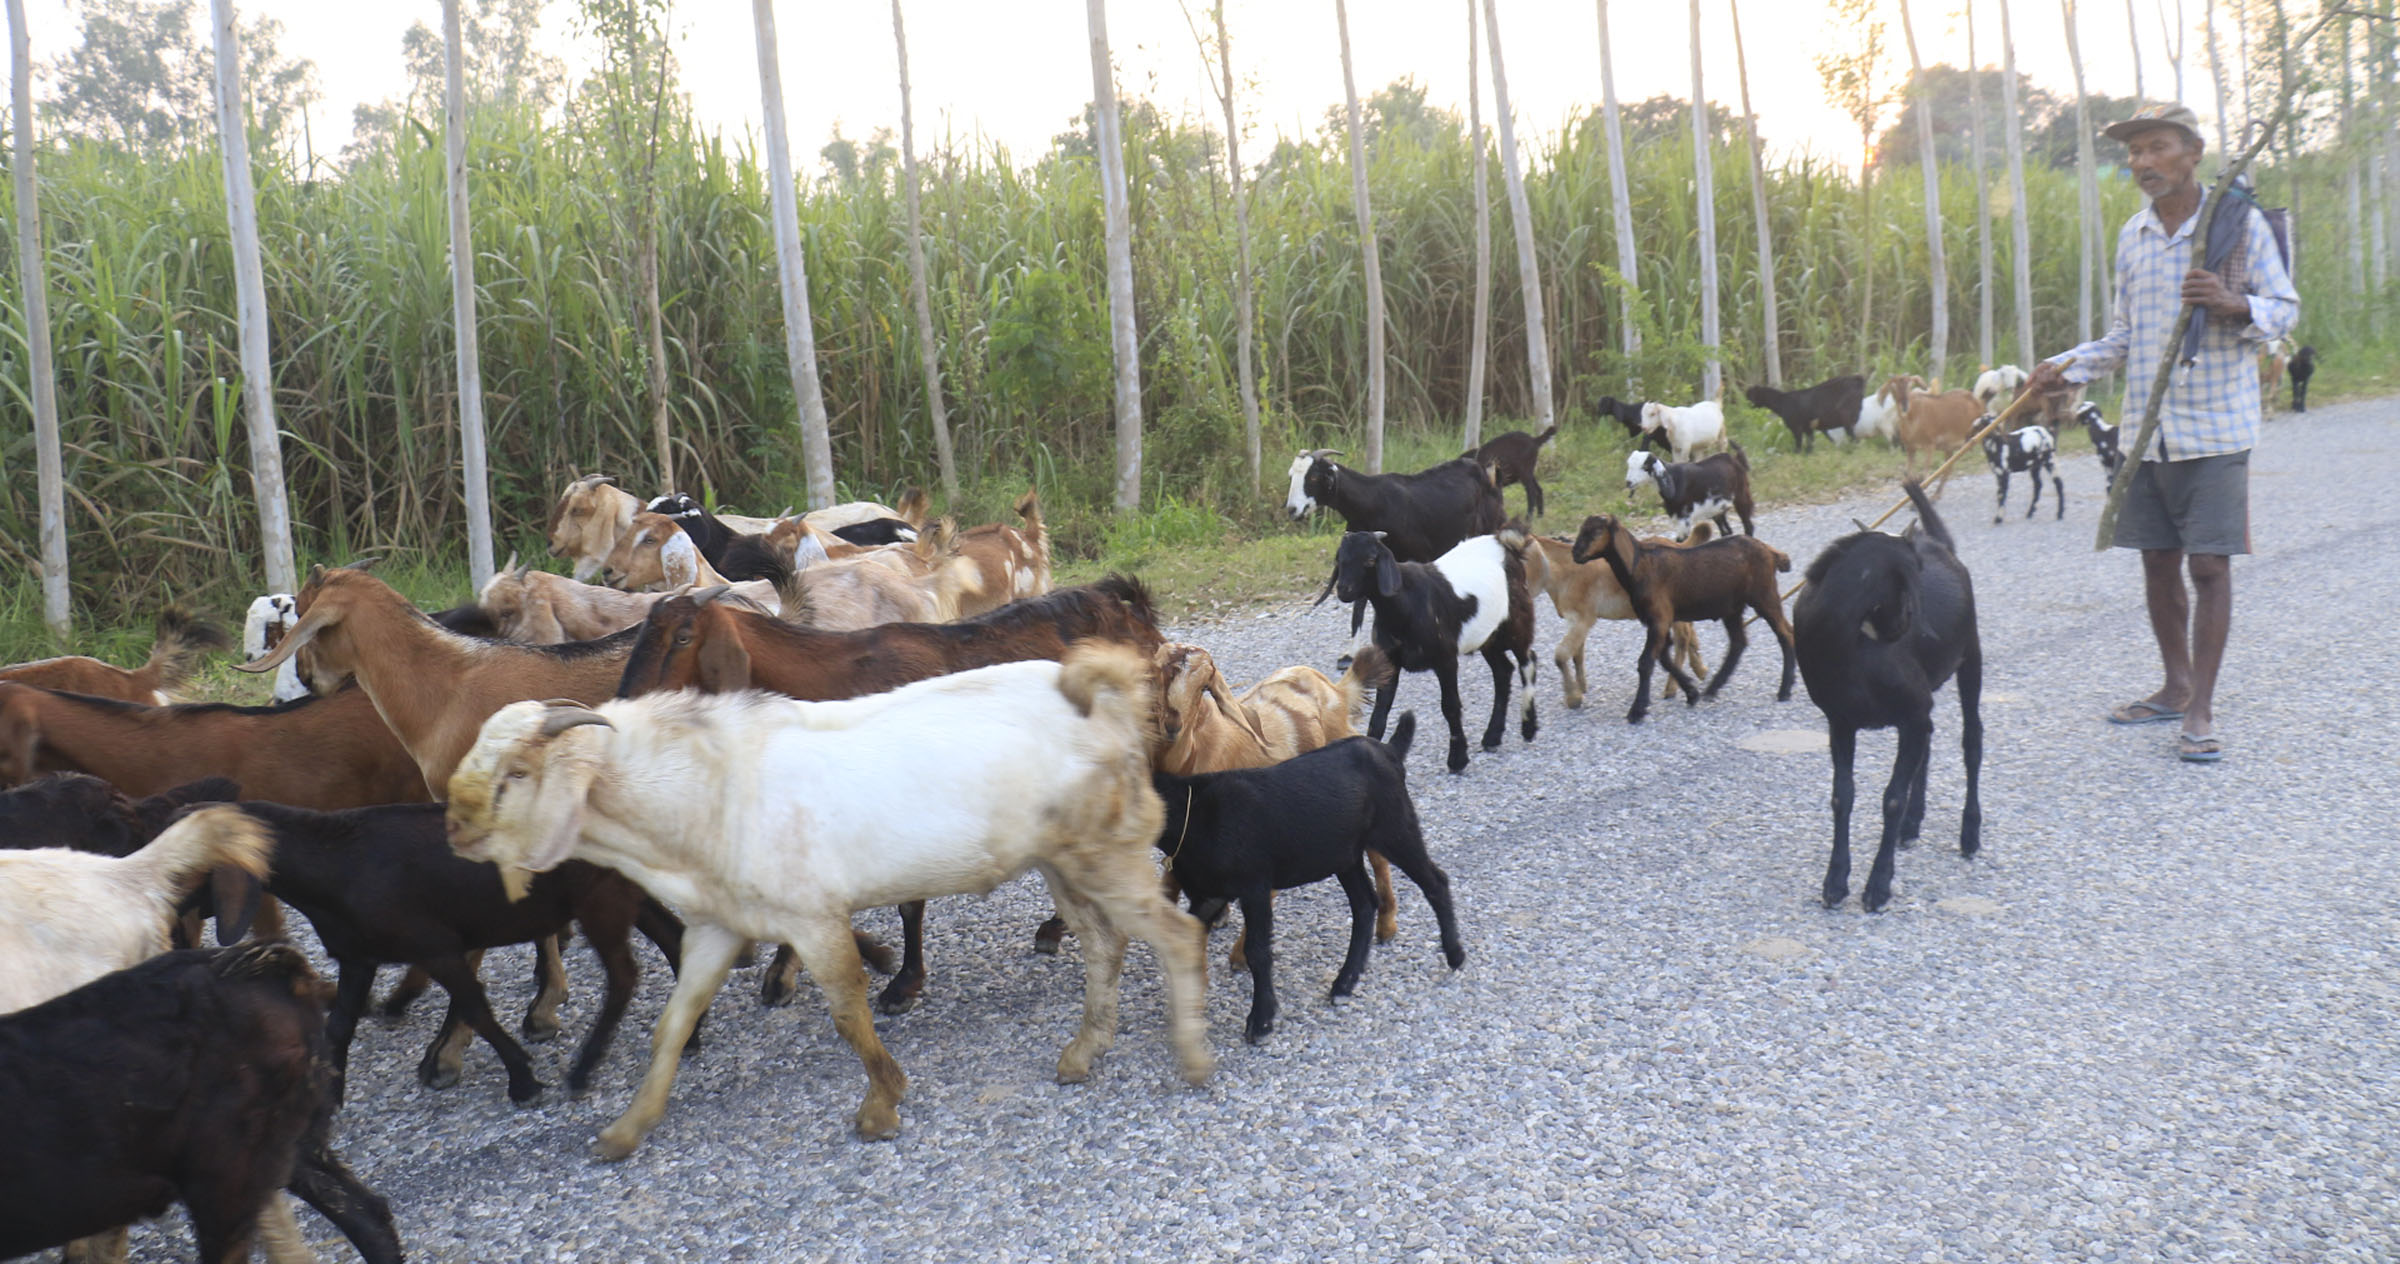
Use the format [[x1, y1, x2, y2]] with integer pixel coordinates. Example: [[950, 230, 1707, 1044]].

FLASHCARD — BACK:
[[2288, 345, 2315, 412], [1792, 480, 1983, 913], [216, 800, 682, 1104], [1593, 395, 1669, 453], [1624, 443, 1757, 539], [1155, 712, 1463, 1043], [1319, 530, 1536, 773], [1465, 425, 1558, 518], [1285, 451, 1504, 563], [0, 942, 403, 1264], [1743, 374, 1866, 452], [1982, 422, 2063, 522], [2077, 403, 2125, 486]]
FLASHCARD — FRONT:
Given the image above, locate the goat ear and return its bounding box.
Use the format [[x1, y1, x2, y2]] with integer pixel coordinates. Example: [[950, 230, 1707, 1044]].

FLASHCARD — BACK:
[[659, 532, 701, 589], [1375, 550, 1402, 600], [232, 601, 337, 675], [210, 867, 266, 944], [1311, 563, 1341, 608], [695, 629, 752, 693]]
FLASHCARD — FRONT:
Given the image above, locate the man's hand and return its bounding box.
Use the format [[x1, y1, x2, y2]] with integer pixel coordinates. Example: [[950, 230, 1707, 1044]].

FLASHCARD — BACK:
[[2024, 359, 2073, 397], [2181, 268, 2252, 320]]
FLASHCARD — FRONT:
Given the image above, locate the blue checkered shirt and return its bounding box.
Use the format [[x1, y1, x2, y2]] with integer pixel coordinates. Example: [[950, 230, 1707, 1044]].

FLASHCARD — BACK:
[[2044, 192, 2299, 461]]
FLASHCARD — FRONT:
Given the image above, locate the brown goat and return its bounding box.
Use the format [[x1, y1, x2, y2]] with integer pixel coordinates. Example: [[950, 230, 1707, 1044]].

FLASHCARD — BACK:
[[1, 606, 229, 705], [1898, 388, 1987, 478], [546, 474, 644, 582], [1570, 514, 1797, 723], [480, 560, 778, 644], [614, 577, 1165, 1015], [945, 489, 1053, 614], [1521, 527, 1713, 708]]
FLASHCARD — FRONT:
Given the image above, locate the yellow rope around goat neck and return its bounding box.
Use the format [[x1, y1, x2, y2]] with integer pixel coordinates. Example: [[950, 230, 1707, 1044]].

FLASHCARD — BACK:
[[1744, 386, 2051, 627]]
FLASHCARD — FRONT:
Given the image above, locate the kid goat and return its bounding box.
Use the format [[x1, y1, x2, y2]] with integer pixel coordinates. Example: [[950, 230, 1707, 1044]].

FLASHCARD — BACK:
[[1623, 443, 1757, 539], [1571, 514, 1796, 723], [1982, 421, 2063, 523], [1792, 481, 1983, 913], [1317, 530, 1537, 773]]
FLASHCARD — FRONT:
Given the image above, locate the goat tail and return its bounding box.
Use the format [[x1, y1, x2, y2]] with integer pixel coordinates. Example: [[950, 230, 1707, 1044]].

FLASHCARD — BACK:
[[895, 486, 931, 531], [1902, 479, 1957, 553], [1014, 487, 1053, 585], [126, 805, 273, 902], [1058, 642, 1158, 749], [213, 938, 319, 991], [1770, 546, 1793, 574], [1386, 711, 1417, 761], [1341, 645, 1396, 724], [1728, 439, 1750, 472], [1094, 573, 1158, 632], [138, 604, 232, 697], [1534, 424, 1559, 446]]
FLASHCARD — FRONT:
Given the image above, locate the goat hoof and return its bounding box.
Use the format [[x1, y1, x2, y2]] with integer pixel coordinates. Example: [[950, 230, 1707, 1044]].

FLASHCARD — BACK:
[[1446, 742, 1469, 774], [1031, 915, 1068, 955], [1243, 1020, 1274, 1045], [854, 1105, 902, 1141], [1444, 943, 1466, 970], [417, 1061, 464, 1091], [759, 977, 797, 1007], [509, 1080, 548, 1108], [1332, 654, 1354, 673], [875, 987, 922, 1017], [1862, 889, 1892, 914], [520, 1015, 562, 1044], [855, 934, 898, 976], [1821, 886, 1849, 909], [376, 993, 418, 1021], [590, 1128, 641, 1163]]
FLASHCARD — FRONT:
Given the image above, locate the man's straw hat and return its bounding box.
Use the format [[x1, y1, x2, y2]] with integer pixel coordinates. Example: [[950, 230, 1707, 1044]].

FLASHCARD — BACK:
[[2102, 103, 2204, 146]]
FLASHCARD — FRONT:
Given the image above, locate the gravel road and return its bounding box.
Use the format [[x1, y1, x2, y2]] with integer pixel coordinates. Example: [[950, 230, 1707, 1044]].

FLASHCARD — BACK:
[[131, 396, 2397, 1262]]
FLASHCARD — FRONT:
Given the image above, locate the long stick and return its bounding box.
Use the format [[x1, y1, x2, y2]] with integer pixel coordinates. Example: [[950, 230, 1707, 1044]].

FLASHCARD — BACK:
[[2092, 7, 2383, 550]]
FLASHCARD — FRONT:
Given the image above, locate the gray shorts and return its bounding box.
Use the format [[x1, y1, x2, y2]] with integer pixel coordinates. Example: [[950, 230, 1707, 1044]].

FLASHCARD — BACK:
[[2114, 450, 2251, 555]]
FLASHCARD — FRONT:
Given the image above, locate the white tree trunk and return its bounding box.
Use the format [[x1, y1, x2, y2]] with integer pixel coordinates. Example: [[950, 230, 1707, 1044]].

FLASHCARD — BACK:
[[756, 0, 838, 511], [8, 0, 67, 636], [2206, 0, 2230, 152], [2127, 0, 2145, 100], [1483, 0, 1555, 428], [1999, 0, 2038, 368], [2064, 0, 2103, 341], [2343, 17, 2364, 297], [443, 0, 494, 591], [210, 0, 296, 593], [1900, 0, 1949, 388], [1969, 0, 1997, 368], [1463, 0, 1493, 447], [1730, 0, 1780, 388], [1686, 0, 1719, 400], [1087, 0, 1143, 509], [892, 0, 957, 503], [1211, 1, 1262, 487], [1596, 0, 1641, 355], [2159, 0, 2185, 103], [1334, 0, 1387, 473]]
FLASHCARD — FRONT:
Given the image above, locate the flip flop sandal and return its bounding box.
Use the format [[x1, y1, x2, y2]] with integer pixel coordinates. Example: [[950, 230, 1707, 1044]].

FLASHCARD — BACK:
[[2178, 732, 2225, 763], [2108, 700, 2185, 725]]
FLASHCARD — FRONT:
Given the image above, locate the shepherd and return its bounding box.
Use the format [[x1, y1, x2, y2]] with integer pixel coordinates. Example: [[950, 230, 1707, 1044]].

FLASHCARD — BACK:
[[2023, 104, 2297, 765]]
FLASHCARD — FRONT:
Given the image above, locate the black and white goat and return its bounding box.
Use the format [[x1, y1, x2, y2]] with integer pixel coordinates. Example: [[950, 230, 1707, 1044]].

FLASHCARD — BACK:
[[1288, 450, 1505, 658], [1981, 420, 2062, 522], [1624, 442, 1756, 539], [1792, 480, 1983, 913], [1466, 425, 1557, 518], [1317, 530, 1536, 773], [648, 492, 915, 574], [1593, 395, 1669, 454], [2077, 402, 2124, 486], [2287, 345, 2315, 413], [1153, 712, 1463, 1044]]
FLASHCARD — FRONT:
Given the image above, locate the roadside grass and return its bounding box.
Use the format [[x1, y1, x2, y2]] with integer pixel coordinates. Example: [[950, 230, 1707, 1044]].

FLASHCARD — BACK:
[[9, 384, 2384, 705]]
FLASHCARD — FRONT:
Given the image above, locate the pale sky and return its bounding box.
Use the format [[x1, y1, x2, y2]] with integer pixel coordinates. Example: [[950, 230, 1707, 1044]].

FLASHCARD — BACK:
[[15, 0, 2234, 176]]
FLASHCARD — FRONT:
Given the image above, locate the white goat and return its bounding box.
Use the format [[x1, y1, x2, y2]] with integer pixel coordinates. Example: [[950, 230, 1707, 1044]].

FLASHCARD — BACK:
[[444, 645, 1211, 1159], [1638, 399, 1726, 463], [1973, 364, 2029, 411], [244, 594, 312, 703], [478, 560, 776, 643], [1854, 374, 1924, 444]]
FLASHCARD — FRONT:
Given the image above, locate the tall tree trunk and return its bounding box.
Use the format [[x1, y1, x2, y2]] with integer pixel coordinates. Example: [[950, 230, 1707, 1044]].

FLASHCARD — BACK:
[[1483, 0, 1556, 429], [8, 0, 67, 636], [1596, 0, 1641, 356], [2158, 0, 2185, 102], [2342, 14, 2364, 298], [891, 0, 956, 503], [1334, 0, 1387, 473], [1087, 0, 1143, 509], [443, 0, 494, 591], [1730, 0, 1780, 388], [1210, 1, 1262, 487], [1688, 0, 1721, 400], [2127, 0, 2146, 99], [2234, 0, 2251, 140], [1969, 0, 1997, 367], [2064, 0, 2103, 341], [2206, 0, 2231, 152], [636, 19, 674, 493], [756, 0, 836, 510], [1463, 0, 1493, 446], [2000, 0, 2038, 368], [209, 0, 295, 593], [1900, 0, 1949, 388]]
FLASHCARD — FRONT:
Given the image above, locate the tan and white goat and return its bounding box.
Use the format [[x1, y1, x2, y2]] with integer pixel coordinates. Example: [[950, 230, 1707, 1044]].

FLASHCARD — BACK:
[[1520, 527, 1713, 709], [479, 557, 776, 644], [445, 646, 1211, 1157]]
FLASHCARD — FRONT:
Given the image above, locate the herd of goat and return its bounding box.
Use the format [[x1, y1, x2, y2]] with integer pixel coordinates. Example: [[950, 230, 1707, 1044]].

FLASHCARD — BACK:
[[1, 347, 2308, 1261]]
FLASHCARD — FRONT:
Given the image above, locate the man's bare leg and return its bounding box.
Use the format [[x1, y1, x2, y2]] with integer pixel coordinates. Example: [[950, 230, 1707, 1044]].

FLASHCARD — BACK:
[[2182, 553, 2232, 739], [2140, 547, 2195, 714]]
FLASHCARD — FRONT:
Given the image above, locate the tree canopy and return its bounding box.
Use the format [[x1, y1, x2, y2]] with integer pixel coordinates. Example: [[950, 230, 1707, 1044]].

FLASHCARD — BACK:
[[42, 0, 317, 154]]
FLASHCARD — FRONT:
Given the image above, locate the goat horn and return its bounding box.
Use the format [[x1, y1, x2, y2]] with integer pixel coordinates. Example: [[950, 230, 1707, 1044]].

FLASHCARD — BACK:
[[344, 556, 383, 573], [538, 706, 614, 738], [502, 550, 520, 575], [690, 585, 733, 606]]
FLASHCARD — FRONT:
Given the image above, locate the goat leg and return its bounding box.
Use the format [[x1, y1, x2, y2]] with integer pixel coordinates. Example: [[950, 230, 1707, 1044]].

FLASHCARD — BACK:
[[376, 965, 432, 1019], [1864, 723, 1934, 913], [1898, 727, 1935, 846], [596, 925, 745, 1161], [1478, 645, 1512, 752], [1957, 649, 1986, 858], [1366, 679, 1399, 743], [325, 961, 378, 1105], [1031, 914, 1070, 955], [1329, 863, 1379, 1001], [1822, 725, 1859, 908], [1701, 616, 1747, 700], [422, 954, 546, 1105], [1368, 851, 1398, 942], [286, 1143, 402, 1264], [759, 944, 801, 1007], [1627, 624, 1666, 723], [520, 933, 568, 1043], [1993, 466, 2010, 524], [567, 914, 643, 1097], [1435, 658, 1470, 773], [2051, 467, 2065, 521], [797, 916, 910, 1140], [1237, 891, 1279, 1042], [875, 900, 928, 1015]]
